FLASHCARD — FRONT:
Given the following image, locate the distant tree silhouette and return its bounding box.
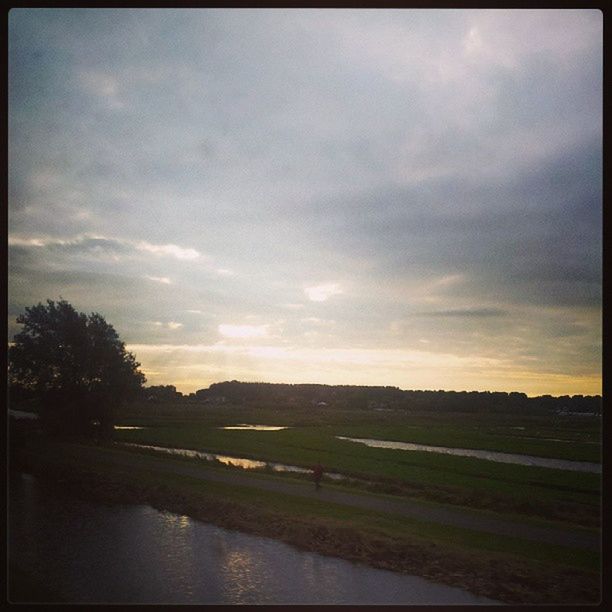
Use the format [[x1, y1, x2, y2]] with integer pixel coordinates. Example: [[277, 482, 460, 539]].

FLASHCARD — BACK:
[[8, 299, 145, 438], [143, 384, 182, 402], [190, 380, 600, 414]]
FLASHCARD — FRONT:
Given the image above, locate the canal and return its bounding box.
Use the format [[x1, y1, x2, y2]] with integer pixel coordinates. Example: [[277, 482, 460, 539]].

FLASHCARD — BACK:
[[9, 472, 499, 605]]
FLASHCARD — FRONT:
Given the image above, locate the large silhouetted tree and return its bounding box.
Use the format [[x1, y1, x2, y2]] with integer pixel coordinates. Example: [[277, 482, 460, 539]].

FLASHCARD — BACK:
[[8, 299, 145, 438]]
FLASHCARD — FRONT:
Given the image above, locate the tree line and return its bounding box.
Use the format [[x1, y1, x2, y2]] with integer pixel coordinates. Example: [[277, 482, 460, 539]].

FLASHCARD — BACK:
[[8, 299, 602, 443], [151, 380, 601, 415]]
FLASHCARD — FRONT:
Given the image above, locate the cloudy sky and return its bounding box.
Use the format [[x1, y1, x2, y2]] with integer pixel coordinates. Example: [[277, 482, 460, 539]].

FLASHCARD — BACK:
[[8, 8, 602, 396]]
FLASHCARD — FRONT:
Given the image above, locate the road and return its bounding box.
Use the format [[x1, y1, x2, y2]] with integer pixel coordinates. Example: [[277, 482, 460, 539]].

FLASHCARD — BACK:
[[73, 444, 599, 552]]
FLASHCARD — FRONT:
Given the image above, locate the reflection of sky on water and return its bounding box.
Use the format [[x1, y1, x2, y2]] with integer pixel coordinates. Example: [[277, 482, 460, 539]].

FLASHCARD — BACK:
[[157, 510, 197, 599], [216, 529, 348, 605], [114, 426, 145, 430], [162, 513, 192, 530], [10, 473, 500, 604], [336, 437, 601, 473], [121, 443, 267, 470], [215, 455, 267, 469], [220, 548, 261, 604], [119, 442, 345, 480], [220, 424, 288, 431], [300, 554, 345, 598]]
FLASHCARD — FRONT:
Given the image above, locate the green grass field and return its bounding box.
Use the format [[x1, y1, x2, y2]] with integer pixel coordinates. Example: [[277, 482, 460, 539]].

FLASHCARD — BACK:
[[16, 438, 600, 604], [22, 439, 599, 571], [13, 400, 602, 604], [114, 401, 601, 528]]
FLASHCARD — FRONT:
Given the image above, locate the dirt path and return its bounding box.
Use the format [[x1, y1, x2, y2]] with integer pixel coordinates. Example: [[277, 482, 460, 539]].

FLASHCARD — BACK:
[[76, 444, 599, 552]]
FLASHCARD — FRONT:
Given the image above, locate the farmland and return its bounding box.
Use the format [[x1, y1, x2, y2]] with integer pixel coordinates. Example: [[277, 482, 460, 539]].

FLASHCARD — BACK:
[[113, 400, 601, 528], [11, 397, 601, 604]]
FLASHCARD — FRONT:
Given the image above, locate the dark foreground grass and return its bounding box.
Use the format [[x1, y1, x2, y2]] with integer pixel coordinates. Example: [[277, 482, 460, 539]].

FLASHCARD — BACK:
[[13, 441, 601, 605]]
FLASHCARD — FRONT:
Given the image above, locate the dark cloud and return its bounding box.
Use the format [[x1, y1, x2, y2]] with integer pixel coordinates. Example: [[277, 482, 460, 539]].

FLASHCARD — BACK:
[[278, 131, 601, 311]]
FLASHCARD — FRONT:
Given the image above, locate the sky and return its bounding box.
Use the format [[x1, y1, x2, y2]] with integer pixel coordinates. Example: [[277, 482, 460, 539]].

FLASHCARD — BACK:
[[8, 8, 602, 396]]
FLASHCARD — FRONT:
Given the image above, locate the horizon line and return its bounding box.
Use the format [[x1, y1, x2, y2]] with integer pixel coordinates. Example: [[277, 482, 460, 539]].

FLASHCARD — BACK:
[[144, 380, 602, 400]]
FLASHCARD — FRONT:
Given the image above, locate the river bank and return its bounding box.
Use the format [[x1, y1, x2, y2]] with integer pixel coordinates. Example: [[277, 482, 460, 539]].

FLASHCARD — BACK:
[[10, 472, 499, 605], [12, 446, 599, 605]]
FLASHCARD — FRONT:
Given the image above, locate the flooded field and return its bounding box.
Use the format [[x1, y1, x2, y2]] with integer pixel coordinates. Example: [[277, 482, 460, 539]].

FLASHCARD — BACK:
[[219, 424, 289, 431], [120, 443, 345, 480], [336, 436, 601, 473]]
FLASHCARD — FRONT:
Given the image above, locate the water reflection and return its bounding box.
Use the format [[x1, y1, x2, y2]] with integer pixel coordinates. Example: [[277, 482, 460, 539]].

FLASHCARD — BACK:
[[336, 436, 601, 473], [119, 443, 345, 480], [215, 455, 267, 470], [220, 548, 261, 604], [114, 426, 145, 430], [220, 424, 288, 431], [10, 473, 500, 604], [156, 508, 198, 599], [162, 513, 192, 530]]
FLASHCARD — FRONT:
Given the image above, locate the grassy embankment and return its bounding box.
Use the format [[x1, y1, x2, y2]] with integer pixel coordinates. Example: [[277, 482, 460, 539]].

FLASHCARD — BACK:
[[113, 403, 601, 529], [12, 403, 601, 603], [15, 437, 600, 605]]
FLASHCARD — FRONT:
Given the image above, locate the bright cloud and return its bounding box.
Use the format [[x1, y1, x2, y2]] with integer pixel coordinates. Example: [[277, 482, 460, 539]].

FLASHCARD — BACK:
[[145, 275, 172, 284], [304, 283, 343, 302], [136, 241, 200, 260], [8, 235, 47, 247], [153, 321, 183, 330], [218, 324, 270, 339], [8, 233, 201, 261]]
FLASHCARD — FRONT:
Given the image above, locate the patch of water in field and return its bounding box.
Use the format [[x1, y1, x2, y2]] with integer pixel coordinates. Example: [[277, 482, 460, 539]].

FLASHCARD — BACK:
[[219, 424, 289, 430], [120, 443, 345, 480], [114, 426, 146, 430], [9, 473, 499, 604], [336, 437, 601, 473]]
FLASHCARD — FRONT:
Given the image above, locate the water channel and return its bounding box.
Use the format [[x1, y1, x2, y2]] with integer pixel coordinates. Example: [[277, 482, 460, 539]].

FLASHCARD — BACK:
[[9, 473, 498, 605], [336, 437, 601, 473], [120, 442, 346, 480], [219, 424, 289, 431]]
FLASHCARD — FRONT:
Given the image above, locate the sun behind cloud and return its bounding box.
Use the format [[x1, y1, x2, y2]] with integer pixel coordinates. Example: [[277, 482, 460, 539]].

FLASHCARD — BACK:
[[304, 283, 343, 302]]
